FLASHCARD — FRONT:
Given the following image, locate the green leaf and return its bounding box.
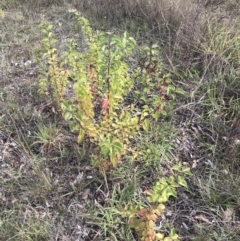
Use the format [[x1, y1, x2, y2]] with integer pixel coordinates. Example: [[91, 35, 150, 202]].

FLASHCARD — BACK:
[[167, 176, 175, 184], [151, 44, 159, 49], [172, 163, 182, 171], [156, 233, 165, 240], [169, 228, 179, 239], [177, 176, 188, 187], [175, 88, 185, 95], [0, 8, 4, 17], [182, 167, 192, 175], [142, 119, 150, 132], [140, 111, 149, 120], [101, 146, 110, 156], [131, 116, 139, 125], [64, 112, 72, 120], [128, 37, 136, 45], [164, 186, 177, 198], [164, 237, 173, 241], [167, 85, 175, 95], [47, 24, 53, 30], [151, 112, 160, 121], [140, 96, 146, 102], [110, 154, 118, 168], [161, 110, 167, 116], [41, 29, 48, 34], [48, 32, 54, 38], [112, 141, 122, 154], [159, 178, 167, 185], [69, 123, 78, 132], [168, 100, 174, 109], [147, 196, 154, 203], [77, 129, 85, 143], [152, 193, 161, 203], [113, 93, 123, 99]]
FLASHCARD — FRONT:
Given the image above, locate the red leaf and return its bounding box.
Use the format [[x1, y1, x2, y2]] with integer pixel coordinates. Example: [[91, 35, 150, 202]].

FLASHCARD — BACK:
[[102, 99, 108, 109], [102, 93, 108, 109]]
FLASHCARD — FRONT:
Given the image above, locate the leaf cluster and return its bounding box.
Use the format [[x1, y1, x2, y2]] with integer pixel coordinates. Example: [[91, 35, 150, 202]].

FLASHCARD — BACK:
[[37, 8, 191, 241], [38, 10, 178, 169], [121, 164, 191, 241]]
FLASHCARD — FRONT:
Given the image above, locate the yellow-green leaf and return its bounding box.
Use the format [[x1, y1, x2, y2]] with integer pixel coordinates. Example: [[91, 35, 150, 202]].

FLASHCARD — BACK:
[[177, 176, 187, 187], [156, 233, 165, 240], [142, 119, 150, 132], [0, 8, 4, 17]]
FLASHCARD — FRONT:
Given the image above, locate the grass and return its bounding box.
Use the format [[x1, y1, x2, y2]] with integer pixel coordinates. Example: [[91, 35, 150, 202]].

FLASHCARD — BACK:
[[0, 0, 240, 240]]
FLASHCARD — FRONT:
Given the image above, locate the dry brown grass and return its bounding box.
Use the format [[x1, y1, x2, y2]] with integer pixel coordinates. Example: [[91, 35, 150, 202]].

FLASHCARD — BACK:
[[0, 0, 197, 32], [79, 0, 196, 31], [0, 0, 66, 9]]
